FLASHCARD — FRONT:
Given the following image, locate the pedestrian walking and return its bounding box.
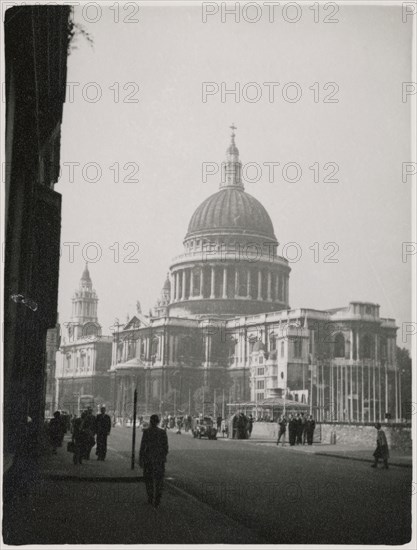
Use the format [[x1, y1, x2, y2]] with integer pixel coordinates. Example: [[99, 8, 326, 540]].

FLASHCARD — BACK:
[[139, 414, 169, 508], [95, 406, 111, 461], [48, 411, 66, 454], [371, 423, 389, 469], [82, 408, 96, 460], [276, 415, 287, 445], [305, 415, 316, 445], [72, 412, 89, 465]]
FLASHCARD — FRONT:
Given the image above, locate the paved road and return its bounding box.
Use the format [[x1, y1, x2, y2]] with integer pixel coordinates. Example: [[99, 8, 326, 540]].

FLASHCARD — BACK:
[[111, 426, 411, 545]]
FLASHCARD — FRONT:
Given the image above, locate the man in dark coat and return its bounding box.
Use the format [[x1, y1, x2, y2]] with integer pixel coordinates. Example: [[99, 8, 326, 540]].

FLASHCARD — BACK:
[[49, 411, 66, 454], [80, 408, 96, 460], [371, 423, 389, 469], [96, 406, 111, 461], [288, 414, 297, 446], [276, 415, 287, 446], [139, 414, 169, 508], [305, 415, 316, 445]]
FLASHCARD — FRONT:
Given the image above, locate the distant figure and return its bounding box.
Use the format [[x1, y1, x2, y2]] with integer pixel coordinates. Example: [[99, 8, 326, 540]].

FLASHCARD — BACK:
[[217, 415, 222, 432], [139, 414, 169, 508], [371, 423, 389, 469], [288, 414, 297, 446], [176, 416, 182, 434], [95, 406, 111, 461], [82, 408, 96, 459], [299, 412, 306, 445], [276, 415, 287, 446], [72, 412, 89, 465], [305, 415, 316, 445], [48, 411, 65, 454], [221, 419, 228, 438], [248, 414, 254, 437]]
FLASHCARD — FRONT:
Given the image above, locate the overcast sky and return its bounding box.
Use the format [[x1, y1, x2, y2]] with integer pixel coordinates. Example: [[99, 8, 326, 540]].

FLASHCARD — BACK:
[[56, 2, 412, 347]]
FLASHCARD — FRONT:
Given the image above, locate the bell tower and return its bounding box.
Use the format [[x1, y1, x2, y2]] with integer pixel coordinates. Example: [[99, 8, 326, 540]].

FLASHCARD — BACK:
[[70, 263, 99, 339]]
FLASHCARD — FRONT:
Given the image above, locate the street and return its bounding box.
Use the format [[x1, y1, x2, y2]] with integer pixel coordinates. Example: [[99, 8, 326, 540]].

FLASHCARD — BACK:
[[110, 427, 411, 545]]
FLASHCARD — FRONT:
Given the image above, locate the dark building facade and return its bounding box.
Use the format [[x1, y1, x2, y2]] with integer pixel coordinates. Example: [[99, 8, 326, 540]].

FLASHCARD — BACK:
[[3, 6, 71, 454]]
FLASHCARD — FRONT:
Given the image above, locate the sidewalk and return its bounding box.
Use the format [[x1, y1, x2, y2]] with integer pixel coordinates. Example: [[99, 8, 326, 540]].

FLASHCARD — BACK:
[[248, 437, 412, 468], [3, 437, 263, 545], [38, 437, 142, 481]]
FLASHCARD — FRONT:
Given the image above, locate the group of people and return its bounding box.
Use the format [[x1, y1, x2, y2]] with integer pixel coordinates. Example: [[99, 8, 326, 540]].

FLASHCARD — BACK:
[[276, 413, 316, 446], [70, 406, 111, 465], [160, 414, 192, 433], [231, 412, 254, 439]]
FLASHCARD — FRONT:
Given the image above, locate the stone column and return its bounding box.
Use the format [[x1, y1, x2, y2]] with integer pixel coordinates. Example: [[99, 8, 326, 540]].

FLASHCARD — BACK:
[[350, 329, 354, 361], [210, 266, 215, 299], [247, 269, 251, 299], [235, 268, 239, 297], [275, 273, 279, 301], [267, 271, 272, 301], [200, 267, 205, 298], [182, 269, 186, 300], [257, 270, 262, 300], [222, 267, 227, 299], [190, 268, 194, 298], [175, 272, 180, 301], [170, 273, 175, 303], [356, 331, 360, 361]]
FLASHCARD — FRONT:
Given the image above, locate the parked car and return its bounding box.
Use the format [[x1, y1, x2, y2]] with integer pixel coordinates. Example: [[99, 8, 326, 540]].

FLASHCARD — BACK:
[[192, 417, 217, 440]]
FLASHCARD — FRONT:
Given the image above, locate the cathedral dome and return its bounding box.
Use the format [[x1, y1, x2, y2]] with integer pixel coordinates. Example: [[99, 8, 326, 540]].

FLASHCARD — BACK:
[[186, 187, 276, 241]]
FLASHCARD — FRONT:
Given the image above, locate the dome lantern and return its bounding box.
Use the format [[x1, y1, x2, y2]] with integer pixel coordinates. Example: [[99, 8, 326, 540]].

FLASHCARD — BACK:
[[221, 124, 244, 190]]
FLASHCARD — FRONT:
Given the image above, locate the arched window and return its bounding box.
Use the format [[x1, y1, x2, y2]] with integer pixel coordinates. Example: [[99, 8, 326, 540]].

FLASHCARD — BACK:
[[334, 333, 345, 358], [280, 341, 285, 358]]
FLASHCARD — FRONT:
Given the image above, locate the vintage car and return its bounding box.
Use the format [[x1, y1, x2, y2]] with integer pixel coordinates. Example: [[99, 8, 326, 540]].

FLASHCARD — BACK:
[[192, 417, 217, 440]]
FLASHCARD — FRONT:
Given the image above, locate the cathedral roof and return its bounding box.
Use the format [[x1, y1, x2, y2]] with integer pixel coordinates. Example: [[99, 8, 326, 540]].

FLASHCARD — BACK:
[[186, 187, 276, 241], [185, 126, 277, 242]]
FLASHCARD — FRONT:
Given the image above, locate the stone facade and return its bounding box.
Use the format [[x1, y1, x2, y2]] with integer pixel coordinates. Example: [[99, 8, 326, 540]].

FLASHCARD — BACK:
[[56, 265, 112, 414]]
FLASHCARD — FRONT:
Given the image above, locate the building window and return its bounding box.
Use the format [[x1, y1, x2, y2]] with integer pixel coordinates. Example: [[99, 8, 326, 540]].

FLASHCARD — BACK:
[[256, 380, 264, 390], [293, 338, 302, 358], [258, 355, 263, 364], [334, 333, 345, 358], [361, 334, 373, 359], [257, 392, 264, 400], [257, 367, 264, 376], [280, 371, 284, 379]]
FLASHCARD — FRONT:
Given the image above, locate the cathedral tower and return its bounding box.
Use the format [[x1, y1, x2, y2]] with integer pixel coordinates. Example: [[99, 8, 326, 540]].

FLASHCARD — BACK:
[[70, 263, 99, 339]]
